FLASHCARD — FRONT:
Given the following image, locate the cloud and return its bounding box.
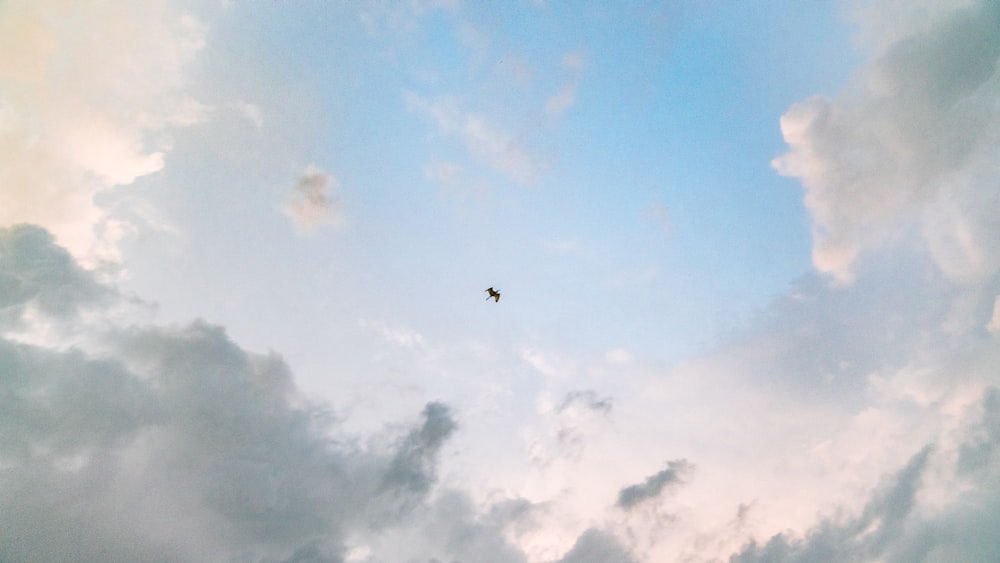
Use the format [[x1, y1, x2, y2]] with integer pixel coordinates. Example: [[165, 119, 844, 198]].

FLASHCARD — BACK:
[[380, 402, 457, 502], [557, 390, 614, 416], [557, 528, 637, 563], [616, 459, 692, 510], [726, 389, 1000, 563], [545, 52, 585, 117], [521, 346, 576, 379], [606, 347, 634, 365], [731, 446, 932, 562], [957, 387, 1000, 475], [405, 93, 545, 186], [282, 166, 343, 233], [987, 295, 1000, 333], [359, 318, 426, 349], [0, 224, 448, 561], [0, 223, 647, 562], [0, 224, 113, 330], [773, 0, 1000, 284], [0, 0, 206, 265]]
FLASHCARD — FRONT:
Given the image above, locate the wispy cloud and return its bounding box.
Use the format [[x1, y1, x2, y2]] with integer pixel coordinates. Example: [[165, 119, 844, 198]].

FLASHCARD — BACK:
[[545, 52, 585, 117], [406, 93, 545, 186], [359, 318, 426, 349]]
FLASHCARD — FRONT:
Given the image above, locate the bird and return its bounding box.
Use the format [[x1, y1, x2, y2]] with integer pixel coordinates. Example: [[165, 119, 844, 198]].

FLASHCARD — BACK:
[[485, 287, 500, 302]]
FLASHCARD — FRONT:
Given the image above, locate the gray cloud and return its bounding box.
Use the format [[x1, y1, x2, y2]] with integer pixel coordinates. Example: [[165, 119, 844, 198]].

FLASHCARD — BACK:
[[557, 528, 638, 563], [0, 224, 446, 561], [958, 387, 1000, 474], [730, 446, 932, 563], [375, 402, 458, 521], [0, 224, 112, 328], [616, 459, 693, 510], [557, 389, 613, 416], [728, 405, 1000, 563]]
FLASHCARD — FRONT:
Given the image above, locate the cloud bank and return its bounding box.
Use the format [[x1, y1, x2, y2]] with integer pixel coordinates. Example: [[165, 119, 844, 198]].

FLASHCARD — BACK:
[[0, 223, 636, 563]]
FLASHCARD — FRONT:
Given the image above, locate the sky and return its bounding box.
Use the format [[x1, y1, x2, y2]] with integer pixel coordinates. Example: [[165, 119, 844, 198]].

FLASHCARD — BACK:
[[1, 0, 1000, 561]]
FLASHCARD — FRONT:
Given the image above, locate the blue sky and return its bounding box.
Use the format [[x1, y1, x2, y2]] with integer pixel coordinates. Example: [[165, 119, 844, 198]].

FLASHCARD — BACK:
[[3, 1, 1000, 562]]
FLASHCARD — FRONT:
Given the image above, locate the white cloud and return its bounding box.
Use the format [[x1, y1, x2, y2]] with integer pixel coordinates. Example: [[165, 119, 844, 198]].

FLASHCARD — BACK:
[[0, 0, 206, 266], [232, 100, 264, 129], [773, 1, 1000, 284]]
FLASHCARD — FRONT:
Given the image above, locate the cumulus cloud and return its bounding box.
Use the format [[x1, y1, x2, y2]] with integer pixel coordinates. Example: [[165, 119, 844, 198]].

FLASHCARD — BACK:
[[616, 459, 692, 510], [282, 166, 343, 233], [0, 0, 205, 265], [773, 0, 1000, 284]]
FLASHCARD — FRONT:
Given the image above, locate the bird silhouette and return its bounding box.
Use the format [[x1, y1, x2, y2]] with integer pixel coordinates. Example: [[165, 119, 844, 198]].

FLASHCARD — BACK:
[[485, 287, 500, 302]]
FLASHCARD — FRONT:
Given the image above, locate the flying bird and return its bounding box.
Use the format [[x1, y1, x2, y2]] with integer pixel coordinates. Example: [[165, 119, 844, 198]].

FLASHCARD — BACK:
[[485, 287, 500, 302]]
